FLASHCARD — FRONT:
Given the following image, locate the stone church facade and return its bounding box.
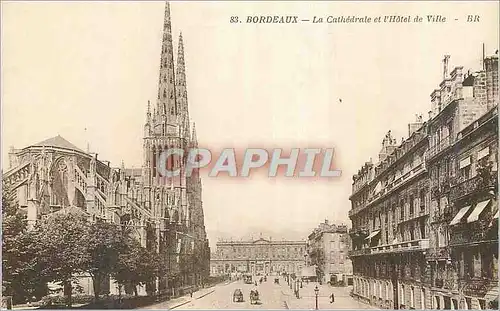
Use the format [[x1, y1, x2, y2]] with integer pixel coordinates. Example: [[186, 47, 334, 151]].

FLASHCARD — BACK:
[[2, 1, 210, 297]]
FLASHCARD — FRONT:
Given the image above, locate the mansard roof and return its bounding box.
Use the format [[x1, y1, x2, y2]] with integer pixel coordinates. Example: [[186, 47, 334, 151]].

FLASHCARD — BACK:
[[31, 135, 84, 153]]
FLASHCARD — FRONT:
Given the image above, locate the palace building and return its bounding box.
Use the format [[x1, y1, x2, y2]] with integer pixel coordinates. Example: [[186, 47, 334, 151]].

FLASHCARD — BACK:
[[2, 1, 210, 297], [210, 238, 307, 276], [348, 53, 498, 309]]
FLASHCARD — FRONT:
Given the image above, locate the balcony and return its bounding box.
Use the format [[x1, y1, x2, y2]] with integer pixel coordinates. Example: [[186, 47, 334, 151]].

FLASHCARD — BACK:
[[427, 247, 450, 260], [449, 175, 497, 201], [449, 226, 498, 246], [460, 278, 493, 297], [428, 136, 451, 159], [348, 248, 371, 257], [370, 239, 430, 255], [367, 163, 427, 206], [349, 227, 369, 238]]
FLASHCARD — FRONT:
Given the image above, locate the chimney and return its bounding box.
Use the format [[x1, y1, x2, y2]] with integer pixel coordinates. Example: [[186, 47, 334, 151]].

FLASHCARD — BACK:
[[484, 54, 499, 110], [443, 55, 451, 80], [408, 114, 424, 137]]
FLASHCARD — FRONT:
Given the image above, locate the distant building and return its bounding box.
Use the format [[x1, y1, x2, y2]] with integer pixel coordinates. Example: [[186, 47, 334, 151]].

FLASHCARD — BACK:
[[307, 220, 352, 284], [210, 238, 307, 276]]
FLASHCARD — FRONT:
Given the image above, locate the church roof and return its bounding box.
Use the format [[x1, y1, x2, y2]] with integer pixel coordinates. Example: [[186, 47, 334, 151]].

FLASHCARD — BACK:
[[31, 135, 84, 153]]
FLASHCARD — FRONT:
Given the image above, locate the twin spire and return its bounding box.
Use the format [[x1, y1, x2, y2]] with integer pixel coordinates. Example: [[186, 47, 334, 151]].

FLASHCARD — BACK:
[[146, 1, 197, 144]]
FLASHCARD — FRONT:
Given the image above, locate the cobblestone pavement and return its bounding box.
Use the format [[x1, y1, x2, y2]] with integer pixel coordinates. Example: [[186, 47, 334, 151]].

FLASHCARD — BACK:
[[145, 277, 379, 310]]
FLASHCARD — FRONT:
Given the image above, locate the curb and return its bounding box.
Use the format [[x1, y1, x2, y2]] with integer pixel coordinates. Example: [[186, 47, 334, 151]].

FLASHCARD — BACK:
[[195, 289, 215, 300], [169, 289, 216, 309]]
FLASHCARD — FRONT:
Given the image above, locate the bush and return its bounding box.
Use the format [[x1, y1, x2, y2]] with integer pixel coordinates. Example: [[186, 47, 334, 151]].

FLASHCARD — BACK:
[[40, 294, 94, 307]]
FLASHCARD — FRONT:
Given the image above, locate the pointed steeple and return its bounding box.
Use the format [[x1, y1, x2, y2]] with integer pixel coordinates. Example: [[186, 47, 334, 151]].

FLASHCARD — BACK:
[[191, 123, 198, 147], [157, 1, 177, 122], [147, 100, 151, 121], [182, 115, 190, 139], [176, 31, 190, 138]]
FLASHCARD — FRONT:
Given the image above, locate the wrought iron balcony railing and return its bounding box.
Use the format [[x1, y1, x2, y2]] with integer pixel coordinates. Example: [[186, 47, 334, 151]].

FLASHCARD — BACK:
[[449, 175, 497, 201], [348, 248, 372, 257], [370, 239, 430, 255]]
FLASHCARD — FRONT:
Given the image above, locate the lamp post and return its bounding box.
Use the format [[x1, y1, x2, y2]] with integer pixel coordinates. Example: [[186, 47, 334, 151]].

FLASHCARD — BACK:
[[314, 285, 319, 310]]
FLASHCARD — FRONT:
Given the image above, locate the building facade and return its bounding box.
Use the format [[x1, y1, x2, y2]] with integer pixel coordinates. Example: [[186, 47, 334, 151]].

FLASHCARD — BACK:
[[307, 220, 352, 284], [2, 1, 210, 297], [348, 54, 498, 309], [210, 238, 307, 276]]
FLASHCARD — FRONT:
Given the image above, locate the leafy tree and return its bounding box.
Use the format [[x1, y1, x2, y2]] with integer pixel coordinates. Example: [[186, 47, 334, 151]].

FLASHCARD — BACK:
[[113, 237, 160, 297], [81, 220, 129, 301], [33, 209, 90, 307], [2, 192, 47, 303]]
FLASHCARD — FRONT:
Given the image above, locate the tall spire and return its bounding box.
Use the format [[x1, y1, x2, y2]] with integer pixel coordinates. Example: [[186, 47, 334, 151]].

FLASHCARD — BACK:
[[191, 123, 198, 147], [157, 1, 177, 123], [147, 100, 151, 120], [176, 32, 190, 135]]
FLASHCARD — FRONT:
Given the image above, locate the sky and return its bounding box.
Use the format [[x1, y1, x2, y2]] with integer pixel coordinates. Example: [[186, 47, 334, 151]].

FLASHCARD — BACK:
[[2, 1, 498, 249]]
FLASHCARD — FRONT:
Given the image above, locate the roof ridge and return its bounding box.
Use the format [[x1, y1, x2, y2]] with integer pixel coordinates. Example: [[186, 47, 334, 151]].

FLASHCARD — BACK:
[[31, 135, 84, 152]]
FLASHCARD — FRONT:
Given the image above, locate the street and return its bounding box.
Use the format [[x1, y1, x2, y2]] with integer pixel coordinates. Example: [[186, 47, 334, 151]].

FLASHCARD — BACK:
[[145, 277, 379, 310]]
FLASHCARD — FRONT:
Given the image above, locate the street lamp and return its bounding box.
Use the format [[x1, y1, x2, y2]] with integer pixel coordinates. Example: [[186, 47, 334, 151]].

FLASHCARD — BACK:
[[314, 285, 319, 310]]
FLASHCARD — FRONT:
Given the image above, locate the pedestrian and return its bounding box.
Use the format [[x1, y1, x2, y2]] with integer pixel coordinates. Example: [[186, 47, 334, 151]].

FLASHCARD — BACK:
[[330, 292, 335, 303], [190, 289, 193, 298]]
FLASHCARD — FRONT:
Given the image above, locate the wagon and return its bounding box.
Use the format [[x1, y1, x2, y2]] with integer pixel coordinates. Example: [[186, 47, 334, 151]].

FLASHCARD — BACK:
[[233, 289, 243, 302], [250, 290, 259, 305]]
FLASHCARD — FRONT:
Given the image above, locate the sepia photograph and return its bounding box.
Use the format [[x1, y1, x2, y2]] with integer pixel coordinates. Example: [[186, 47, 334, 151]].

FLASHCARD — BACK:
[[1, 1, 499, 310]]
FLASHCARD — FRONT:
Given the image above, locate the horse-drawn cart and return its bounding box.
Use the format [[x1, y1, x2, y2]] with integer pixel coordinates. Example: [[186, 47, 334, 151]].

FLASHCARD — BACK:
[[233, 289, 243, 302], [249, 290, 259, 305]]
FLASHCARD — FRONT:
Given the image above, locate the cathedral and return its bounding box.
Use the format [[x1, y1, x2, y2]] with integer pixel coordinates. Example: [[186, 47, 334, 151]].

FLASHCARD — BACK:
[[2, 1, 210, 296]]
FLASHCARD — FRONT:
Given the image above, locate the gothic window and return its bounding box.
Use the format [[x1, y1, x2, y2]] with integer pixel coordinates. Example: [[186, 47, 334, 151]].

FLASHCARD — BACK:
[[170, 91, 174, 99], [152, 148, 157, 177], [163, 89, 167, 98], [170, 107, 175, 115]]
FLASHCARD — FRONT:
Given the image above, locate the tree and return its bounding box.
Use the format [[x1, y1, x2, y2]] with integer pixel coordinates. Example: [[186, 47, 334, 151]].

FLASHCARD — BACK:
[[81, 220, 129, 301], [2, 192, 47, 303], [33, 209, 90, 307], [113, 237, 160, 297]]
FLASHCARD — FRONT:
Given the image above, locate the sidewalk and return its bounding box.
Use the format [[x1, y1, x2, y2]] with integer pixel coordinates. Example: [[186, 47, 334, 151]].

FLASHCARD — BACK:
[[143, 280, 233, 310], [282, 282, 377, 310]]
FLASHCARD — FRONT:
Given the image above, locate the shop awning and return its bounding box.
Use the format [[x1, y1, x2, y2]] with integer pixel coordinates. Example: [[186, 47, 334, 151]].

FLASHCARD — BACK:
[[365, 230, 380, 240], [467, 200, 491, 223], [450, 206, 471, 226]]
